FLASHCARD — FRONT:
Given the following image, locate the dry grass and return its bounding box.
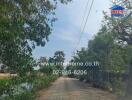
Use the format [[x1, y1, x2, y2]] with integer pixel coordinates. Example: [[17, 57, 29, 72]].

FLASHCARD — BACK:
[[0, 73, 17, 79]]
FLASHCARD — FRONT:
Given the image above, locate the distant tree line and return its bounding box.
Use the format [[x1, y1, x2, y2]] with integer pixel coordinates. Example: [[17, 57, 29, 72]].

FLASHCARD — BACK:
[[38, 51, 65, 75]]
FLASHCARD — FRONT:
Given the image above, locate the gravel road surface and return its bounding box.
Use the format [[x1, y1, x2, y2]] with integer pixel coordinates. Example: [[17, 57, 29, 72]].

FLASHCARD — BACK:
[[37, 77, 117, 100]]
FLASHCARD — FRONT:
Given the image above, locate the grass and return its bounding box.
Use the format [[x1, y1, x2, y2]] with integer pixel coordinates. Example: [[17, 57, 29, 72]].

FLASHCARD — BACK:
[[0, 74, 58, 100]]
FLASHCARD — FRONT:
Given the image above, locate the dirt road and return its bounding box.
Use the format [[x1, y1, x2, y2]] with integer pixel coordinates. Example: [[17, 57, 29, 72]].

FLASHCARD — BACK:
[[37, 77, 117, 100]]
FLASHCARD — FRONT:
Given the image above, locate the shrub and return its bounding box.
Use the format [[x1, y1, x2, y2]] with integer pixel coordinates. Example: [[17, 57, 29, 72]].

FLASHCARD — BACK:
[[0, 78, 12, 96], [0, 75, 58, 100]]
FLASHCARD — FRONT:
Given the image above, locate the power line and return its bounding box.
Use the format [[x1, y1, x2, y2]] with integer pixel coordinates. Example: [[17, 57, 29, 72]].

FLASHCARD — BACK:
[[72, 0, 90, 55], [73, 0, 95, 54], [79, 0, 90, 31]]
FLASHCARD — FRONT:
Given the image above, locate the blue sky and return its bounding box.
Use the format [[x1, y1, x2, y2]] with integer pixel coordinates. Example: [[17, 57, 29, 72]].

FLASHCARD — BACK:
[[33, 0, 111, 62]]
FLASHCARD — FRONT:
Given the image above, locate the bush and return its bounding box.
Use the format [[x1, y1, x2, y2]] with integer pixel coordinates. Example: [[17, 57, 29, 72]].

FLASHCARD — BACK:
[[0, 75, 58, 100], [0, 78, 12, 96], [2, 91, 35, 100], [33, 75, 58, 90], [111, 78, 123, 95]]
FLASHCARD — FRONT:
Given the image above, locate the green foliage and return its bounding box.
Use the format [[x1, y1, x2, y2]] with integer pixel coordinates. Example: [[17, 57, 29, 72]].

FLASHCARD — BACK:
[[68, 11, 132, 94], [33, 75, 58, 90], [38, 51, 65, 73], [39, 66, 53, 75], [0, 78, 12, 96], [0, 75, 58, 100], [54, 51, 65, 63], [0, 0, 70, 74], [3, 91, 35, 100]]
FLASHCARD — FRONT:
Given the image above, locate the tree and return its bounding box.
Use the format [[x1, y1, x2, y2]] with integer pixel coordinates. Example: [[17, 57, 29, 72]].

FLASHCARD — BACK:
[[0, 0, 71, 74], [67, 1, 131, 97], [100, 1, 132, 98], [112, 13, 132, 100], [104, 2, 132, 98], [49, 57, 55, 63], [38, 51, 65, 75], [38, 57, 47, 67], [54, 51, 65, 70], [68, 16, 132, 92], [54, 51, 65, 62]]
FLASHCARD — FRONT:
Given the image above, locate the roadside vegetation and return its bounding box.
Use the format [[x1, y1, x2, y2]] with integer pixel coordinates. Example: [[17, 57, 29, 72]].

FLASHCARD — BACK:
[[0, 0, 68, 100], [0, 0, 132, 100], [67, 4, 132, 99], [0, 50, 65, 100], [0, 74, 58, 100]]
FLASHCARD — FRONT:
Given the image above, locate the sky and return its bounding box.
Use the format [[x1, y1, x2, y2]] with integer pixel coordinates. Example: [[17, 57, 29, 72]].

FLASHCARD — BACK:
[[33, 0, 111, 62]]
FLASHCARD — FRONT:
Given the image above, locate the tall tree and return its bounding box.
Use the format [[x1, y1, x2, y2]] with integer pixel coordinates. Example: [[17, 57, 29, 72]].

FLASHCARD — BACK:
[[113, 13, 132, 100], [102, 1, 132, 98], [54, 51, 65, 70], [0, 0, 71, 73], [54, 51, 65, 62]]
